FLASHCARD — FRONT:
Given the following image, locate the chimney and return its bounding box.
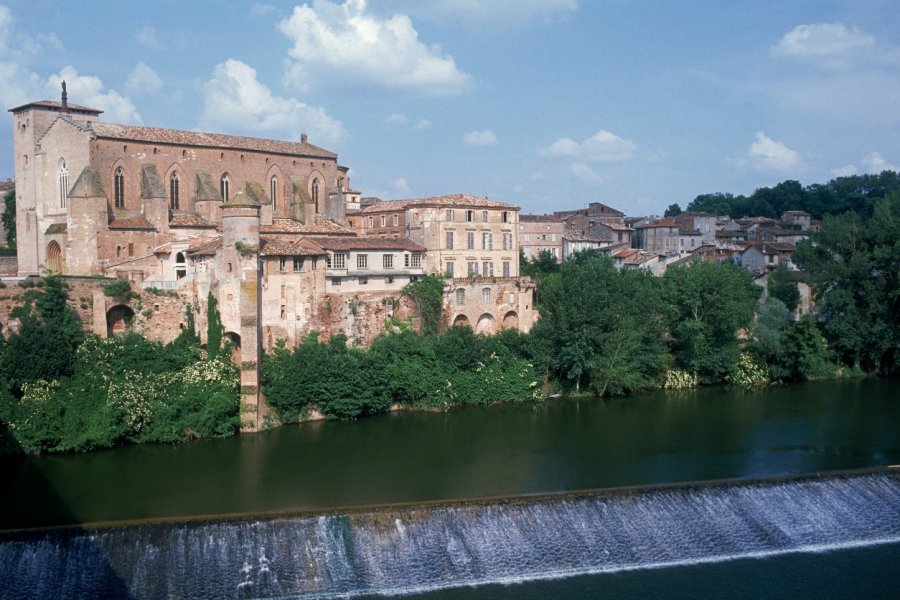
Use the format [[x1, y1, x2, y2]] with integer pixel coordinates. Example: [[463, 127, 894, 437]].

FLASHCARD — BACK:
[[61, 80, 69, 112], [300, 132, 308, 144]]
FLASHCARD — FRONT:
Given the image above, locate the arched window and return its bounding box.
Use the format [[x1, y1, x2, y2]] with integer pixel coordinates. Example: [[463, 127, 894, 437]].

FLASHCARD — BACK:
[[270, 176, 278, 211], [114, 167, 125, 208], [46, 241, 62, 273], [312, 178, 319, 213], [58, 160, 68, 209], [169, 172, 180, 210], [220, 174, 230, 202], [175, 252, 186, 279]]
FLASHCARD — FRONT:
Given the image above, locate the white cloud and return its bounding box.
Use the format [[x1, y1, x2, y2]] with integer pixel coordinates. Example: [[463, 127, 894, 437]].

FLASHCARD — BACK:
[[278, 0, 471, 95], [392, 177, 411, 194], [772, 23, 900, 71], [413, 118, 431, 130], [125, 62, 163, 95], [541, 130, 637, 162], [831, 164, 857, 177], [251, 4, 279, 16], [41, 66, 142, 123], [569, 162, 602, 182], [463, 130, 497, 146], [748, 132, 805, 172], [401, 0, 578, 28], [200, 59, 345, 143], [861, 151, 899, 174], [135, 26, 161, 49], [384, 112, 407, 126]]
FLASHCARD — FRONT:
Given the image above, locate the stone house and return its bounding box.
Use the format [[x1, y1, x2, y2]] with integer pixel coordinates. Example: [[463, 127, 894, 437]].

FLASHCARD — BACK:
[[518, 214, 564, 261], [780, 210, 811, 230], [674, 211, 716, 243], [633, 218, 680, 256], [610, 247, 667, 276]]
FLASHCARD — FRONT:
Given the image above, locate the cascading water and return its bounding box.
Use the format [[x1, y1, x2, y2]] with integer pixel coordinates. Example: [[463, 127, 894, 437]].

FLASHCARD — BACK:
[[2, 470, 899, 599]]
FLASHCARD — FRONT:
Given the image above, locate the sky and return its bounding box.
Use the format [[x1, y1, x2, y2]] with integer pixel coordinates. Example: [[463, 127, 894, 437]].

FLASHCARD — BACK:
[[1, 0, 898, 216]]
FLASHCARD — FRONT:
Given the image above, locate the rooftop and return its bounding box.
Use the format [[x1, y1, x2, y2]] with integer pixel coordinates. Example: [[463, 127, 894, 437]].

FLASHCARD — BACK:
[[260, 218, 355, 236], [8, 99, 103, 115], [315, 237, 426, 252], [260, 237, 326, 257], [361, 193, 517, 212]]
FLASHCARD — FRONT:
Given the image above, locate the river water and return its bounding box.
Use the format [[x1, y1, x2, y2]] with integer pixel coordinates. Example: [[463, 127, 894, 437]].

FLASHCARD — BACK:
[[1, 377, 899, 598]]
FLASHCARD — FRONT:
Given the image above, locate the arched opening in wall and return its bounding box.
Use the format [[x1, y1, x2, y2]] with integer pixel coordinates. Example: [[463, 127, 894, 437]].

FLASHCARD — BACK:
[[224, 331, 241, 362], [46, 241, 62, 274], [452, 314, 470, 328], [475, 313, 495, 335], [169, 172, 180, 210], [175, 252, 186, 279], [114, 167, 125, 208], [502, 311, 519, 330], [58, 159, 68, 208], [107, 305, 135, 336]]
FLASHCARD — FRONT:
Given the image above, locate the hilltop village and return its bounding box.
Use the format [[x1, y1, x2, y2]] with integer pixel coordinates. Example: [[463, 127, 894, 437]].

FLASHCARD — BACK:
[[1, 91, 816, 429]]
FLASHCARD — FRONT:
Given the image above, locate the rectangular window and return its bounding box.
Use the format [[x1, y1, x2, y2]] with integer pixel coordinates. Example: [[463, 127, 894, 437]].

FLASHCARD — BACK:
[[279, 257, 287, 271], [383, 254, 393, 269], [465, 210, 474, 222], [503, 261, 510, 277], [312, 258, 318, 270], [551, 233, 557, 242], [468, 261, 478, 277], [357, 254, 368, 269], [482, 233, 493, 250], [128, 243, 134, 257], [524, 234, 530, 242], [332, 277, 341, 285], [502, 211, 509, 223], [482, 288, 491, 303], [446, 261, 454, 277], [446, 231, 454, 250], [381, 216, 386, 227], [456, 289, 465, 305], [333, 253, 346, 269], [367, 216, 374, 228], [482, 261, 493, 277], [393, 214, 399, 226], [404, 253, 410, 267], [293, 257, 304, 271], [482, 210, 488, 222], [467, 232, 475, 250], [446, 209, 454, 221], [411, 254, 421, 268]]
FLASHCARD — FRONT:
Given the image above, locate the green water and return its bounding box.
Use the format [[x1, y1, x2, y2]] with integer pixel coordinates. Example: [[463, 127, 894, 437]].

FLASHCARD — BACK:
[[2, 377, 898, 530]]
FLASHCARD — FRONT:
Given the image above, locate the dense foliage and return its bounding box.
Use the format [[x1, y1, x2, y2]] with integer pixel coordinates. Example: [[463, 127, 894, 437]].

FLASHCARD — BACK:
[[0, 279, 240, 454], [687, 171, 900, 220], [2, 187, 14, 249], [262, 327, 541, 421], [402, 275, 445, 335]]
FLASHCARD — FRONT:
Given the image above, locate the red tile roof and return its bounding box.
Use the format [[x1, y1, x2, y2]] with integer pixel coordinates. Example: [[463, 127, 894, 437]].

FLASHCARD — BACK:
[[170, 214, 215, 228], [109, 217, 155, 230], [260, 218, 355, 235], [260, 237, 325, 256], [186, 237, 222, 256], [520, 213, 563, 223], [90, 122, 336, 159], [361, 194, 517, 212], [315, 237, 426, 251]]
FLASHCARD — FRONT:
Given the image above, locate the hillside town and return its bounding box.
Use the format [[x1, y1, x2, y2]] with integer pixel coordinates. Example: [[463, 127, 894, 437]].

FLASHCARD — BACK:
[[2, 89, 816, 428]]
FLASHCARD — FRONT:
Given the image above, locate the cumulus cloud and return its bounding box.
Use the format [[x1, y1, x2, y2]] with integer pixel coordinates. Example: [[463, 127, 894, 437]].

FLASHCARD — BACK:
[[569, 162, 602, 182], [541, 130, 637, 162], [125, 62, 163, 95], [200, 59, 345, 143], [384, 112, 407, 126], [403, 0, 579, 28], [463, 130, 497, 146], [392, 177, 411, 194], [278, 0, 471, 95], [748, 132, 805, 172], [135, 26, 161, 49], [771, 23, 900, 70], [861, 151, 899, 174]]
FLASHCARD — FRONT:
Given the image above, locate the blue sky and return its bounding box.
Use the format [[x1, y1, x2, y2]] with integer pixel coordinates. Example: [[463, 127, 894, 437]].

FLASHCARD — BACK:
[[2, 0, 898, 215]]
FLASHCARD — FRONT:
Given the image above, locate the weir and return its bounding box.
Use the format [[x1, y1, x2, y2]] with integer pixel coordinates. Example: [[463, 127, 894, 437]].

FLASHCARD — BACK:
[[2, 469, 899, 599]]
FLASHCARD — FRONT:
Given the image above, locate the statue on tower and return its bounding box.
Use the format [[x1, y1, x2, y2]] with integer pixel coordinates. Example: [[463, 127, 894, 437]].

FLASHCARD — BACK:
[[61, 80, 68, 111]]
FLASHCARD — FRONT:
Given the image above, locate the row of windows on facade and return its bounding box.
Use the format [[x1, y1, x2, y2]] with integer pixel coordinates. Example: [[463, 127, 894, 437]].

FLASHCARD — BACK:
[[57, 162, 320, 212], [445, 209, 512, 223], [329, 275, 415, 286], [320, 253, 423, 270], [444, 261, 511, 279], [521, 233, 558, 242], [445, 232, 514, 251], [455, 287, 512, 305]]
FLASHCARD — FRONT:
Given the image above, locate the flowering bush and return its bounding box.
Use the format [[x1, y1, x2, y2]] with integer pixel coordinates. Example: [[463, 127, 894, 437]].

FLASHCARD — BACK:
[[664, 369, 698, 390]]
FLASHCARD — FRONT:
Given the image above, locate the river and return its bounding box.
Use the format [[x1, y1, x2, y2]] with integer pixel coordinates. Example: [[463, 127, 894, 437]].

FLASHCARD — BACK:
[[1, 377, 899, 598]]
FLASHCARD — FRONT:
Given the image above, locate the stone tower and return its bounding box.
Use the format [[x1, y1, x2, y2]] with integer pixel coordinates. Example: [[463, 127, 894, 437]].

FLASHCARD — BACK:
[[221, 190, 267, 431]]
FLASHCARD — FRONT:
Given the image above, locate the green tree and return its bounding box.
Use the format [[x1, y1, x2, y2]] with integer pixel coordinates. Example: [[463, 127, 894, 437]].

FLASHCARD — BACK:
[[663, 203, 682, 218], [767, 264, 800, 313], [533, 253, 668, 395], [402, 275, 445, 335], [793, 193, 900, 373], [2, 187, 14, 249], [663, 260, 761, 382], [206, 293, 224, 359], [777, 316, 834, 381]]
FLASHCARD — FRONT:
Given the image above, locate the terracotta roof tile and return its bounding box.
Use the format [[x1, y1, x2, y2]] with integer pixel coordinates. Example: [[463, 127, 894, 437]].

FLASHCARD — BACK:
[[109, 217, 155, 230], [259, 237, 325, 257], [8, 100, 103, 114], [90, 122, 336, 159], [170, 213, 216, 228], [315, 237, 426, 251], [361, 194, 517, 212], [520, 214, 563, 223], [186, 237, 222, 256], [260, 218, 355, 235]]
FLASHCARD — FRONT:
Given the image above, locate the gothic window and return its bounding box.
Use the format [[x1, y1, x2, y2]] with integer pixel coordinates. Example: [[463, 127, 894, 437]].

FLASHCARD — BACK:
[[220, 174, 230, 202], [58, 160, 68, 209], [312, 178, 320, 213], [270, 176, 278, 211], [114, 167, 125, 208], [169, 172, 180, 210]]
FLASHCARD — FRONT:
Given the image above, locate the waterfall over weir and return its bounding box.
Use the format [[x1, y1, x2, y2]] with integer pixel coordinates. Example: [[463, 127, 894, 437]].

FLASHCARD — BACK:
[[3, 470, 900, 599]]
